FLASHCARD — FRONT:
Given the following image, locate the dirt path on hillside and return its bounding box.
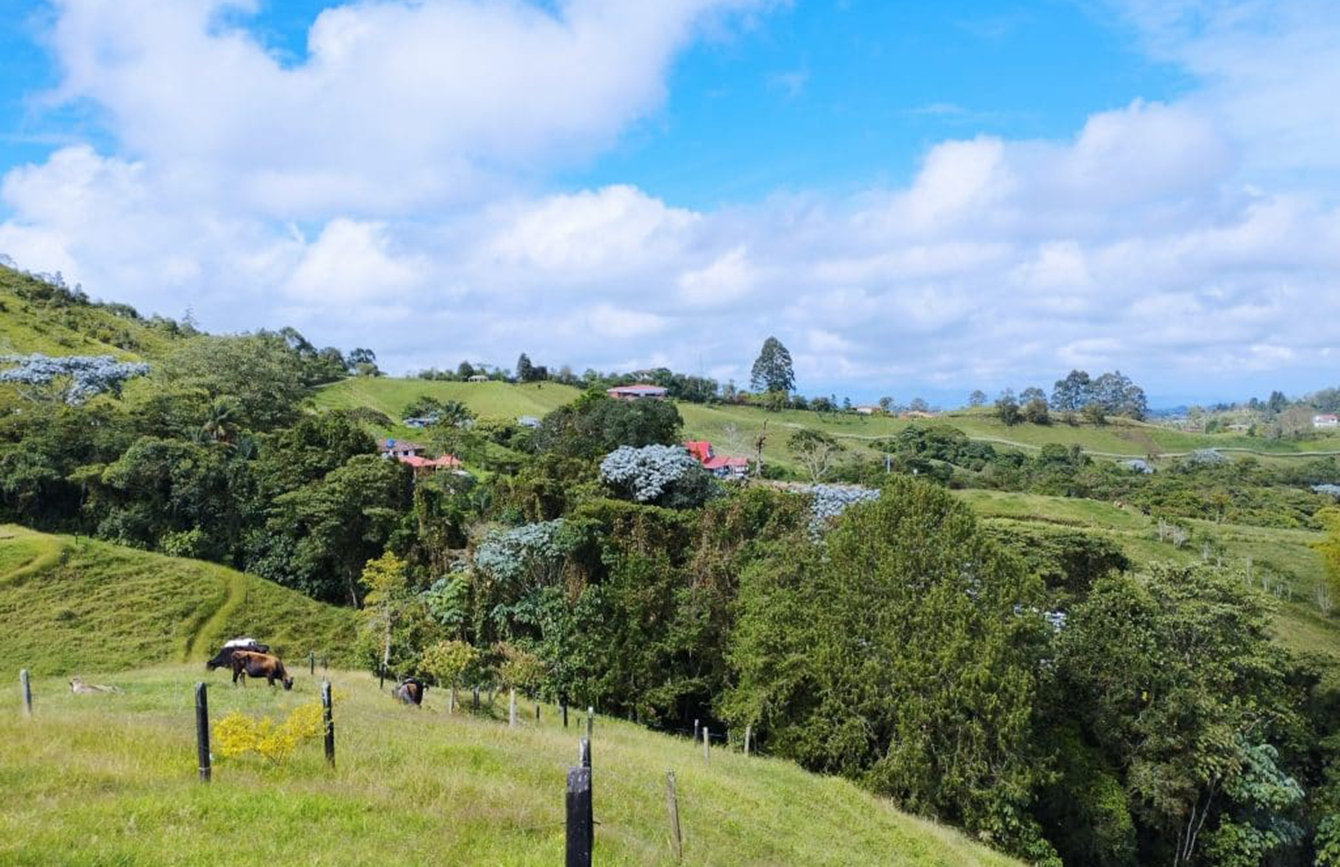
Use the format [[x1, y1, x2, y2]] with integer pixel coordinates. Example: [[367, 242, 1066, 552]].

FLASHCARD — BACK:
[[184, 568, 247, 662]]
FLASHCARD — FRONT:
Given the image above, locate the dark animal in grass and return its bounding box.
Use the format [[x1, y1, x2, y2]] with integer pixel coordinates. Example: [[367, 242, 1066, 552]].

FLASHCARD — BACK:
[[394, 677, 427, 706], [229, 650, 294, 690], [206, 637, 270, 671], [69, 676, 121, 694]]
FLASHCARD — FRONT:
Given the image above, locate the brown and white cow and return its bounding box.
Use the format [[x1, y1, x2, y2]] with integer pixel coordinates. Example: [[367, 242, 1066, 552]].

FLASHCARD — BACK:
[[394, 677, 426, 707], [229, 650, 294, 690]]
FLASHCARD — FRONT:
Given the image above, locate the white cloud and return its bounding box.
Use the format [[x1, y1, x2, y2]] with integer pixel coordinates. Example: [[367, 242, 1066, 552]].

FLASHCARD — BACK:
[[0, 0, 1338, 402]]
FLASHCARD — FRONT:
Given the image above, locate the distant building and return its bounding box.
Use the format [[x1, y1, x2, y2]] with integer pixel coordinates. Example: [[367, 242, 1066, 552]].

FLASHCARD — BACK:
[[684, 440, 750, 479], [903, 410, 936, 419], [853, 405, 880, 415], [1122, 459, 1154, 474], [403, 416, 438, 429], [517, 415, 541, 429], [380, 438, 425, 459], [1315, 414, 1339, 429], [607, 384, 668, 401], [467, 374, 489, 382]]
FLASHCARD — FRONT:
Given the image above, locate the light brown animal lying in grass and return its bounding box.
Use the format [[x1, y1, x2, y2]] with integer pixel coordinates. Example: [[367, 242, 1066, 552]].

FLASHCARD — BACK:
[[69, 676, 121, 694]]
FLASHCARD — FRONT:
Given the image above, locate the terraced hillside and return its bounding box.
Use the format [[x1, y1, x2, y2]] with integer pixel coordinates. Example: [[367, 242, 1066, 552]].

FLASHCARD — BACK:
[[0, 526, 356, 676], [0, 663, 1021, 867]]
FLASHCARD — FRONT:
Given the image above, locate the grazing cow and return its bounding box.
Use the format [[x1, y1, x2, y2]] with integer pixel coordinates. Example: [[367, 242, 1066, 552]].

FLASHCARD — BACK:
[[229, 650, 294, 690], [394, 677, 427, 707], [206, 637, 271, 671], [69, 676, 121, 694]]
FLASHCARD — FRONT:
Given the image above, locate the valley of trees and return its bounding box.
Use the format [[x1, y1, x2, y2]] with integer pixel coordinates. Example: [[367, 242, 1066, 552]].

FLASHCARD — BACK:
[[6, 270, 1340, 866]]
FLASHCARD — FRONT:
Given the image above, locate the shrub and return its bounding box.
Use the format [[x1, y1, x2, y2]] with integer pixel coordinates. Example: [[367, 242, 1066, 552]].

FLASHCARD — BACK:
[[599, 444, 713, 508], [214, 703, 325, 764]]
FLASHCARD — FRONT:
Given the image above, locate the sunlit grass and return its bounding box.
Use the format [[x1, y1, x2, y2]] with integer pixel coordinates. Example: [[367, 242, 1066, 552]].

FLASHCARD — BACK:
[[0, 665, 1020, 867]]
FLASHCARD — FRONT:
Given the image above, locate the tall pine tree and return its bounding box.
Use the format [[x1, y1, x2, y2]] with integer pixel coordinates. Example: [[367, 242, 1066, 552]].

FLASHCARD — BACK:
[[750, 337, 795, 394]]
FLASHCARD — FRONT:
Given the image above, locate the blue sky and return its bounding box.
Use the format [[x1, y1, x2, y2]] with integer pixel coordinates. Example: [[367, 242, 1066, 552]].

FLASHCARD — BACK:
[[1, 1, 1337, 407]]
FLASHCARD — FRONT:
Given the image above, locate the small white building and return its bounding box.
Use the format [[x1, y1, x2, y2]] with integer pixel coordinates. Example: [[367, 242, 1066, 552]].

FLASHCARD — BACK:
[[1315, 414, 1339, 429]]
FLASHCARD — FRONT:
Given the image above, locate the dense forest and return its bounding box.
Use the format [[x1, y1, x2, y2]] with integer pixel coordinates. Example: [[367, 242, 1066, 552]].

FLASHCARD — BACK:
[[5, 265, 1340, 867]]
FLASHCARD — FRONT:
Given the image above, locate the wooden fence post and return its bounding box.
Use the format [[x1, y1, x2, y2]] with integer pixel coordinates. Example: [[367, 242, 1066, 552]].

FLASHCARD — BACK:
[[702, 727, 710, 765], [744, 724, 752, 757], [562, 703, 568, 728], [692, 718, 699, 742], [309, 651, 315, 676], [535, 703, 540, 722], [378, 663, 385, 691], [20, 669, 31, 717], [585, 706, 594, 743], [472, 686, 480, 712], [321, 680, 335, 769], [565, 766, 593, 867], [509, 688, 517, 728], [449, 684, 458, 714], [665, 770, 683, 862], [194, 682, 211, 782], [579, 737, 591, 769]]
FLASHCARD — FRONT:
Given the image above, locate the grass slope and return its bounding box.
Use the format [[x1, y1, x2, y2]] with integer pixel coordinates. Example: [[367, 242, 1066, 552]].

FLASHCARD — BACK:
[[0, 664, 1020, 867], [955, 490, 1340, 669], [315, 378, 583, 440], [0, 526, 356, 676], [0, 264, 181, 361]]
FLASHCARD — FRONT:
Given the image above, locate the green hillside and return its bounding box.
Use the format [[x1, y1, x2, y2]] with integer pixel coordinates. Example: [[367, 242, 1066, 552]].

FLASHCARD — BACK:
[[313, 377, 1340, 470], [0, 263, 184, 361], [0, 526, 356, 676], [315, 377, 583, 439], [955, 489, 1340, 669], [0, 663, 1020, 867]]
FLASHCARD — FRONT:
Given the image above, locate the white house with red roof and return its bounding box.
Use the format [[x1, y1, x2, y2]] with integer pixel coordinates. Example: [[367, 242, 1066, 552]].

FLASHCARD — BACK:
[[684, 440, 750, 479], [1316, 414, 1339, 429], [379, 438, 462, 473]]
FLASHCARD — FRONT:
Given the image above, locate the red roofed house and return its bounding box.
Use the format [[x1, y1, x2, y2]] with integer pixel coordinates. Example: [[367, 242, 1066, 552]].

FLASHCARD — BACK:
[[607, 384, 668, 401], [684, 440, 750, 479], [380, 438, 462, 474], [1316, 414, 1339, 430]]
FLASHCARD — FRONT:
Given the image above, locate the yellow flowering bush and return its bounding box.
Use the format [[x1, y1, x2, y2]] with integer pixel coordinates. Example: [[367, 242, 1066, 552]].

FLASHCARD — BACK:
[[214, 702, 326, 764]]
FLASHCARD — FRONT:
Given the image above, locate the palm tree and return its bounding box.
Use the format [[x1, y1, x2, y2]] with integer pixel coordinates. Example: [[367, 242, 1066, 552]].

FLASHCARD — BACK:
[[201, 398, 239, 445]]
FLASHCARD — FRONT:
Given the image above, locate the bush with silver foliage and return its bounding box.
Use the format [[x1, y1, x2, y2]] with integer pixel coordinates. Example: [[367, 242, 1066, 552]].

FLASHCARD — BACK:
[[0, 353, 149, 405], [599, 444, 713, 508]]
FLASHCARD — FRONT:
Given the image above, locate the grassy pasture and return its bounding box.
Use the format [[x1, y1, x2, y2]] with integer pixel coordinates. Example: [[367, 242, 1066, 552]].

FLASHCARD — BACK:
[[0, 664, 1021, 867], [0, 526, 356, 676], [955, 489, 1340, 669]]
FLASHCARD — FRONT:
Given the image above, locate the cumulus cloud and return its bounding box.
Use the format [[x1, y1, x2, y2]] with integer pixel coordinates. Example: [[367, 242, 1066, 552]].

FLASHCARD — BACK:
[[0, 0, 1338, 403]]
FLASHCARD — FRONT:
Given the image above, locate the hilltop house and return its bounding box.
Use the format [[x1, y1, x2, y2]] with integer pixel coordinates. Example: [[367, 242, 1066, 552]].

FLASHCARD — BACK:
[[853, 405, 880, 415], [684, 440, 750, 479], [607, 384, 667, 401], [1315, 414, 1339, 429]]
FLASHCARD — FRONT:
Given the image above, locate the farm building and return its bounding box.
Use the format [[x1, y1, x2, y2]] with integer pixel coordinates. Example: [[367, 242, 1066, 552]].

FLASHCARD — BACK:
[[607, 384, 668, 401], [1315, 414, 1339, 429], [684, 440, 750, 479], [853, 405, 880, 415]]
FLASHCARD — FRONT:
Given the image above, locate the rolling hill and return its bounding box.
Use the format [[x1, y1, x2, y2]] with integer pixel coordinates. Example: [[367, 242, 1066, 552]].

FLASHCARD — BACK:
[[0, 663, 1021, 867], [0, 263, 184, 361], [314, 377, 1340, 471], [0, 526, 356, 676]]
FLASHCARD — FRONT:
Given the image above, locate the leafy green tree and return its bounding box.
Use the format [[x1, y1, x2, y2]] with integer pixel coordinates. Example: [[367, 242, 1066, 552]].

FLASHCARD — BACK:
[[1052, 370, 1094, 412], [788, 428, 844, 482], [156, 334, 309, 431], [1056, 564, 1295, 867], [516, 353, 536, 382], [749, 337, 795, 395], [723, 476, 1051, 856], [255, 454, 412, 606], [995, 389, 1023, 426], [532, 393, 682, 458], [359, 551, 413, 674], [969, 389, 987, 407]]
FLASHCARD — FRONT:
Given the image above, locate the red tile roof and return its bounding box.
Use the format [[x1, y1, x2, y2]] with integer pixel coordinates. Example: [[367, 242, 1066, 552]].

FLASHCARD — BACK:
[[397, 454, 462, 469]]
